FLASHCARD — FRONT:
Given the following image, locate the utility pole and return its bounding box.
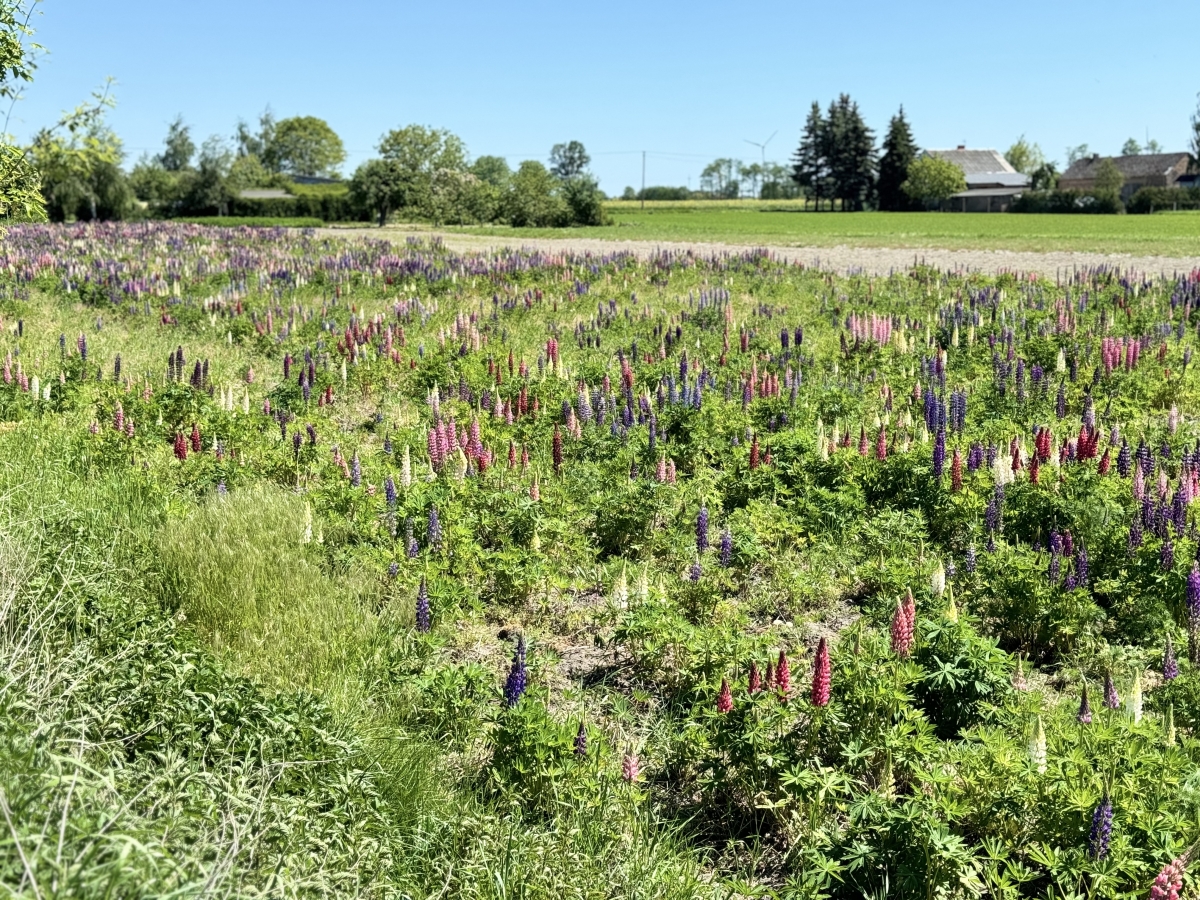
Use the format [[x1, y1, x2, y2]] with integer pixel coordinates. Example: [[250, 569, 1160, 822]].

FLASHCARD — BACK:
[[641, 151, 646, 210]]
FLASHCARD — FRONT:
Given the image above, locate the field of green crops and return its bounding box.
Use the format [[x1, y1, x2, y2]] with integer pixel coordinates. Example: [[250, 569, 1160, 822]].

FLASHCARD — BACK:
[[2, 222, 1199, 899], [450, 203, 1200, 257]]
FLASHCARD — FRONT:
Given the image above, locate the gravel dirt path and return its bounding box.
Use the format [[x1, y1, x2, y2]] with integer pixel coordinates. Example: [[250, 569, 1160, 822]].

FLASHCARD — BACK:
[[321, 226, 1200, 279]]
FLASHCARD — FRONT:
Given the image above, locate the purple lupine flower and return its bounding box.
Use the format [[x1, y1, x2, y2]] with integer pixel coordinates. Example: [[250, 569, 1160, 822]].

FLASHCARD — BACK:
[[293, 431, 302, 457], [932, 426, 946, 478], [416, 576, 431, 633], [1076, 545, 1088, 587], [1103, 672, 1119, 709], [351, 452, 362, 487], [385, 476, 397, 507], [1187, 563, 1200, 665], [1055, 382, 1066, 419], [1164, 634, 1179, 681], [216, 479, 227, 496], [696, 506, 709, 553], [1161, 539, 1175, 571], [1088, 796, 1113, 861], [1172, 489, 1187, 536], [428, 505, 442, 549], [387, 561, 399, 578], [574, 721, 588, 758], [967, 443, 984, 473], [1125, 515, 1143, 555], [689, 559, 702, 582], [1077, 682, 1092, 724], [503, 635, 528, 707], [307, 423, 317, 445], [719, 528, 733, 567], [1048, 531, 1062, 584], [964, 545, 976, 573], [1117, 441, 1132, 478]]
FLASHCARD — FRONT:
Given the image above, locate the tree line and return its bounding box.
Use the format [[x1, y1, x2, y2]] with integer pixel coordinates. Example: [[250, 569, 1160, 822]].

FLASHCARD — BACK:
[[6, 88, 608, 227]]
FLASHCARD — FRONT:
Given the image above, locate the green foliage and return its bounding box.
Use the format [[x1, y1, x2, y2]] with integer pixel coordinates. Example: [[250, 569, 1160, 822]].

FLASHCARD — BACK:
[[877, 106, 919, 211], [265, 114, 346, 178], [1005, 135, 1046, 175], [902, 155, 967, 207]]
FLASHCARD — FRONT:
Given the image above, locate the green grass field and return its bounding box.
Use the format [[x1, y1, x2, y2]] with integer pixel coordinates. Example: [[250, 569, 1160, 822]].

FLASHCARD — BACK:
[[450, 201, 1200, 256]]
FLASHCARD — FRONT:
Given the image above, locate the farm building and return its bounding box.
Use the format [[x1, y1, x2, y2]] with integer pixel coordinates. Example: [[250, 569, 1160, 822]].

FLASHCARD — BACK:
[[922, 147, 1029, 212], [1058, 152, 1191, 201]]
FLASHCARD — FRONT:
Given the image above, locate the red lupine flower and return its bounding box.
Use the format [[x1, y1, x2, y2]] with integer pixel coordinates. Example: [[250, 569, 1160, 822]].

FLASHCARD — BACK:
[[190, 423, 201, 453], [876, 426, 887, 461], [1098, 447, 1111, 475], [716, 678, 733, 713], [764, 660, 776, 690], [951, 449, 963, 492], [811, 638, 831, 707], [776, 650, 791, 697], [748, 661, 762, 694], [858, 426, 869, 456], [1030, 455, 1040, 485], [173, 432, 188, 461], [749, 436, 760, 470]]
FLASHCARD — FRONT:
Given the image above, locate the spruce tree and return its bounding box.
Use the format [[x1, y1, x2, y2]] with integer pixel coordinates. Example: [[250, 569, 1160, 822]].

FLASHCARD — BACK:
[[878, 106, 918, 211], [791, 102, 828, 210], [826, 94, 876, 211]]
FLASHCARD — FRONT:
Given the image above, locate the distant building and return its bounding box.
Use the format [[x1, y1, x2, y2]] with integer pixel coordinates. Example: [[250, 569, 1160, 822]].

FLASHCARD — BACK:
[[923, 147, 1029, 212], [238, 188, 293, 200], [1058, 152, 1191, 201]]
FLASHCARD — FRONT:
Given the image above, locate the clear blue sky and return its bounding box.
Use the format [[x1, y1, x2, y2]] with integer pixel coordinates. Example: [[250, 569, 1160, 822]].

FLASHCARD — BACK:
[[10, 0, 1198, 192]]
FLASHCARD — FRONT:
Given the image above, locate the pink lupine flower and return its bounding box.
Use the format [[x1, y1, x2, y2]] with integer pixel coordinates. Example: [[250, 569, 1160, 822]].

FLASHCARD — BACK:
[[621, 750, 640, 782]]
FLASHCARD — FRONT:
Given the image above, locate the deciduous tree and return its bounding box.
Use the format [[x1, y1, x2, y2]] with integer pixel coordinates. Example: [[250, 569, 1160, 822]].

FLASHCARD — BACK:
[[901, 156, 965, 208], [264, 115, 345, 179]]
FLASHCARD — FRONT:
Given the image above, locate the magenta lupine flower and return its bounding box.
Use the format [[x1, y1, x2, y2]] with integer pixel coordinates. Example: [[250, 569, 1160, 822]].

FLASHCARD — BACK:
[[811, 639, 830, 707], [1077, 683, 1092, 724], [1103, 672, 1119, 709], [1088, 796, 1113, 861], [502, 635, 527, 707], [696, 506, 709, 553], [416, 576, 430, 633], [716, 678, 733, 713]]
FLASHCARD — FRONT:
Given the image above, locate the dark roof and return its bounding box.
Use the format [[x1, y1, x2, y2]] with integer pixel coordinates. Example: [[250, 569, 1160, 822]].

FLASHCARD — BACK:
[[924, 148, 1016, 175], [1061, 152, 1190, 181]]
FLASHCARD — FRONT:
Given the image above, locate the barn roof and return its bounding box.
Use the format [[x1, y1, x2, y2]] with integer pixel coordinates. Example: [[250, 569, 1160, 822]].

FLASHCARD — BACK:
[[924, 148, 1016, 175], [1061, 152, 1190, 181]]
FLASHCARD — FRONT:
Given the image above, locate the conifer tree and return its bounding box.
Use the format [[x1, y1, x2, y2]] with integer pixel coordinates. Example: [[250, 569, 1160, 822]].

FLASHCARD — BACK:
[[826, 94, 877, 211], [791, 102, 829, 210], [878, 106, 918, 211]]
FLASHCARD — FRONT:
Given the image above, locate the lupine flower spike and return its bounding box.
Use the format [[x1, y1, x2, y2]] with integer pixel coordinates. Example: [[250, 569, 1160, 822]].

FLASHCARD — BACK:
[[1103, 672, 1119, 709], [415, 576, 431, 633], [1088, 795, 1113, 860], [776, 650, 791, 698], [502, 635, 527, 708], [747, 661, 761, 694], [1148, 856, 1186, 900], [811, 639, 830, 707], [621, 748, 640, 782], [716, 678, 733, 714], [1028, 715, 1047, 774], [574, 721, 588, 758], [1077, 682, 1093, 724], [1163, 634, 1178, 681]]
